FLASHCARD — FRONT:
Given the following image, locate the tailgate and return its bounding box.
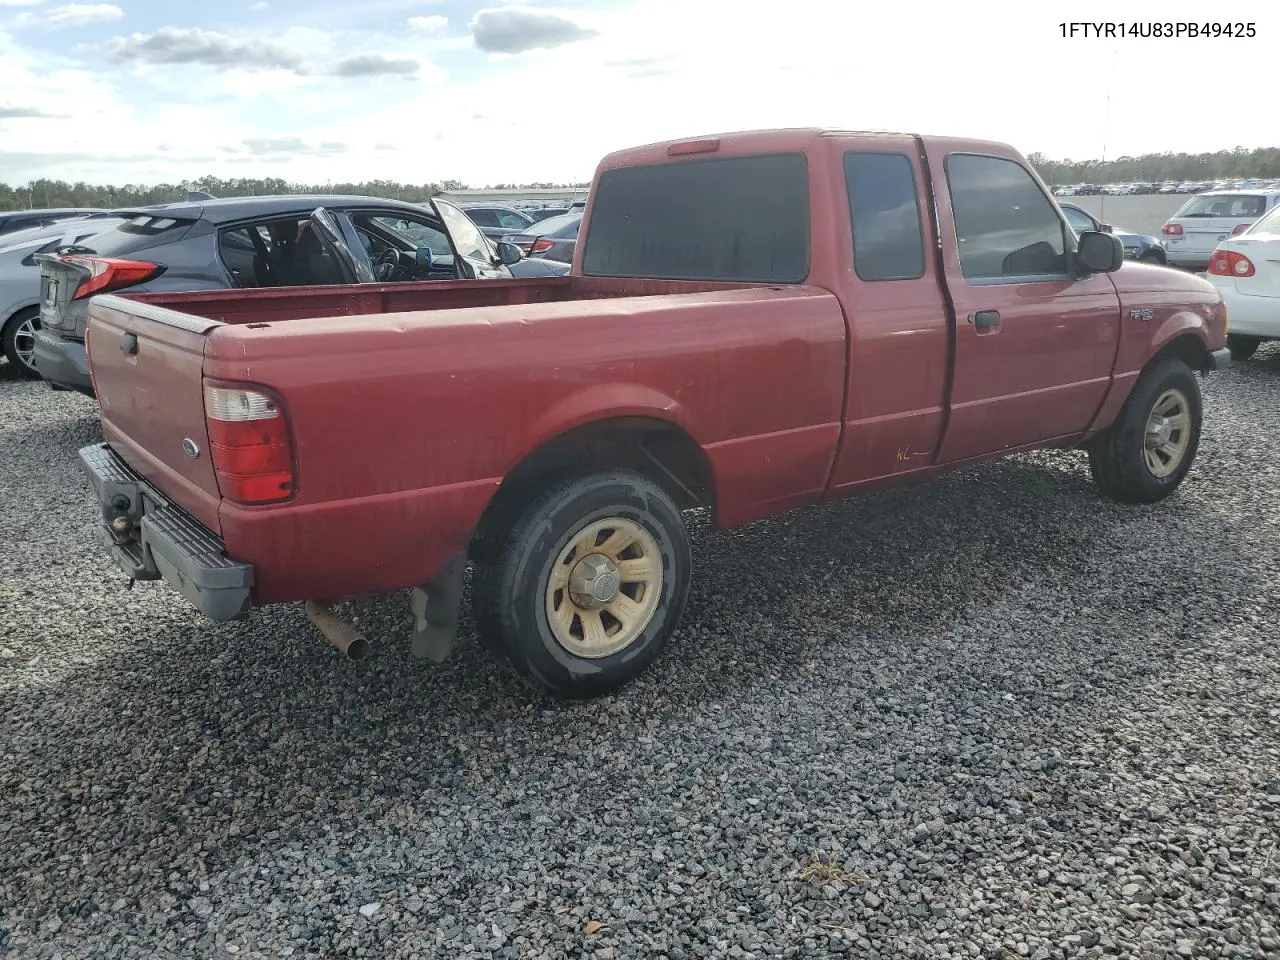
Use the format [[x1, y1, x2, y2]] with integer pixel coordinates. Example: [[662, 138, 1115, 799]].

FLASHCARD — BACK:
[[85, 294, 224, 533]]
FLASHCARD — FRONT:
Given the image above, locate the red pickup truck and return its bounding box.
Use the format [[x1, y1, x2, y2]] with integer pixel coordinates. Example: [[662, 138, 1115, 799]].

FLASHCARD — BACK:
[[78, 129, 1230, 698]]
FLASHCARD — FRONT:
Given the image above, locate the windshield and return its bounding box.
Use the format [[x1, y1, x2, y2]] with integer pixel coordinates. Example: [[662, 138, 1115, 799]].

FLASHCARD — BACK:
[[1245, 203, 1280, 234], [1173, 194, 1268, 219]]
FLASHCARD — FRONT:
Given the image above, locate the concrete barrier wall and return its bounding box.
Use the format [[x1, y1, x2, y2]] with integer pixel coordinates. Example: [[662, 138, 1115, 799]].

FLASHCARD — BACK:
[[1058, 195, 1190, 236]]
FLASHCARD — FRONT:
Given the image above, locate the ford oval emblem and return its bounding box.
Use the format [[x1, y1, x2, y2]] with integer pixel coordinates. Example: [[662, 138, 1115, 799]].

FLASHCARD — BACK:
[[182, 438, 200, 459]]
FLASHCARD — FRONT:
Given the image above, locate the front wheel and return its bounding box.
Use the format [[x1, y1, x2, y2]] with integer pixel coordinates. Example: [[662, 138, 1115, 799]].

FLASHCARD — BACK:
[[2, 308, 42, 379], [1087, 357, 1202, 504], [471, 469, 692, 699], [1228, 334, 1260, 362]]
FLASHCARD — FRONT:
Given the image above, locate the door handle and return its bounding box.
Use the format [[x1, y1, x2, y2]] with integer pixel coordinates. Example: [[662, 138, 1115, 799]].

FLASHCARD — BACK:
[[971, 310, 1000, 330], [120, 332, 138, 355]]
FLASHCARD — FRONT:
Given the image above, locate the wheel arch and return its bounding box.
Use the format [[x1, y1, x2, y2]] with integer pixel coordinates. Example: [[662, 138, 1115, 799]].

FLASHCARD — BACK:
[[471, 413, 717, 561]]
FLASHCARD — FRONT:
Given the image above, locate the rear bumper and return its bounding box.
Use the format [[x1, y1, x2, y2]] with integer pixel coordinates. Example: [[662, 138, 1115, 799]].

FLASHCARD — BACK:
[[33, 329, 95, 396], [1218, 288, 1280, 339], [79, 442, 254, 621]]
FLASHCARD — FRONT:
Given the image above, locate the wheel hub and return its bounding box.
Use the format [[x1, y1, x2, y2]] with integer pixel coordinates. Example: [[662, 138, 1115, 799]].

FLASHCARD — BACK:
[[1146, 416, 1173, 447], [568, 553, 620, 608]]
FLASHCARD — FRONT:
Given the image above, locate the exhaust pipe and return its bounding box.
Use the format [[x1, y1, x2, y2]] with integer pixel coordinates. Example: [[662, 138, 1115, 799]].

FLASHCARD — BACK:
[[304, 600, 370, 661]]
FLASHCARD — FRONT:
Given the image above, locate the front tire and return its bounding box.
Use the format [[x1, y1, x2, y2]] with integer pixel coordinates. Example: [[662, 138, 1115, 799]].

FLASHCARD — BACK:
[[1228, 334, 1260, 362], [1088, 357, 1202, 504], [471, 469, 692, 699], [2, 308, 42, 379]]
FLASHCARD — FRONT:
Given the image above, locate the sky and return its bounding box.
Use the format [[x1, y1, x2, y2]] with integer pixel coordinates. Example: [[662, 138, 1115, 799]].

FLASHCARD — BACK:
[[0, 0, 1276, 188]]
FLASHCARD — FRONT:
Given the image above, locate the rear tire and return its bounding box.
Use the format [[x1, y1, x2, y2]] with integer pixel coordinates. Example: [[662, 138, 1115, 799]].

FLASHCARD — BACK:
[[471, 469, 691, 699], [1087, 357, 1202, 504], [2, 308, 41, 379], [1228, 334, 1260, 362], [1140, 251, 1165, 266]]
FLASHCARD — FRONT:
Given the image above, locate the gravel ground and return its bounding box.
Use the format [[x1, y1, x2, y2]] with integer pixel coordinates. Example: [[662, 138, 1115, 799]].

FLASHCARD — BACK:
[[1, 349, 1278, 960]]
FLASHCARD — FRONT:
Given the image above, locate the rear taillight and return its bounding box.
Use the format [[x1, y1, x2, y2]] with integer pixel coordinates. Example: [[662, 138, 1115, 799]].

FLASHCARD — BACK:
[[529, 238, 555, 255], [1208, 250, 1255, 278], [61, 255, 161, 299], [1231, 223, 1251, 236], [1161, 223, 1184, 236], [203, 383, 296, 505]]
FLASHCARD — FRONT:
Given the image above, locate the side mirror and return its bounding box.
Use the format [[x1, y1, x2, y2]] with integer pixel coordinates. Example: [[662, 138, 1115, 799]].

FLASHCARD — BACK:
[[1100, 223, 1114, 234], [496, 240, 523, 266], [415, 246, 434, 271], [1076, 231, 1124, 273]]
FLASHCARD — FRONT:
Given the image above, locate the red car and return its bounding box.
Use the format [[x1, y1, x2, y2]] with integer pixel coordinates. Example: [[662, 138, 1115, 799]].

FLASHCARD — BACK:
[[78, 128, 1229, 698]]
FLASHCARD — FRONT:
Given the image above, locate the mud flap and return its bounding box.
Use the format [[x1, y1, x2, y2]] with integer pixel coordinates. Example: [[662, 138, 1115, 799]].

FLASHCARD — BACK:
[[409, 554, 466, 663]]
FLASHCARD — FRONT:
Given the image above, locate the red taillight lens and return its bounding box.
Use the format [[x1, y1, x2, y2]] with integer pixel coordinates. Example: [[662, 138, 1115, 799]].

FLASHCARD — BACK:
[[1231, 223, 1251, 236], [203, 383, 296, 505], [1161, 223, 1184, 236], [1208, 250, 1255, 278], [529, 238, 555, 255], [61, 255, 161, 299]]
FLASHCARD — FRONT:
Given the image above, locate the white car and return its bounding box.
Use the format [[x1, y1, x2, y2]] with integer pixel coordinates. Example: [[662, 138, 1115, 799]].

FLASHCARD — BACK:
[[1160, 189, 1280, 271], [1205, 201, 1280, 361]]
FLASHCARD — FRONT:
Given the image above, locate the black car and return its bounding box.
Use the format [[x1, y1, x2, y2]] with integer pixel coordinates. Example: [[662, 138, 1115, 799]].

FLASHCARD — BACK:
[[33, 195, 567, 396], [1059, 201, 1167, 264]]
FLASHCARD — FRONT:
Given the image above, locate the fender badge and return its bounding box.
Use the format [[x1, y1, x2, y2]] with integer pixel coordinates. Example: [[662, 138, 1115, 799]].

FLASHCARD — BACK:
[[1129, 308, 1154, 322], [182, 438, 201, 459]]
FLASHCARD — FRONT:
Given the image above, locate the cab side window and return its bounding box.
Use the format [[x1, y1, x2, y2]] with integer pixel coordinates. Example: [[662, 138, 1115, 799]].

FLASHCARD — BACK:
[[946, 154, 1068, 281], [844, 152, 926, 281]]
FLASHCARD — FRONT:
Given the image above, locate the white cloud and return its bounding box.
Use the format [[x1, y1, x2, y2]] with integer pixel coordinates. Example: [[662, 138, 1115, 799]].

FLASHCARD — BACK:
[[250, 1, 269, 8], [469, 5, 595, 53], [407, 14, 446, 32], [13, 2, 122, 28], [0, 0, 45, 6]]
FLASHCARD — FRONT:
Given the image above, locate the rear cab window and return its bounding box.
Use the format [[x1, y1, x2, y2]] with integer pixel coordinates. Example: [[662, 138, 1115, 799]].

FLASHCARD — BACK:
[[581, 152, 809, 282], [945, 154, 1069, 281], [844, 152, 926, 281]]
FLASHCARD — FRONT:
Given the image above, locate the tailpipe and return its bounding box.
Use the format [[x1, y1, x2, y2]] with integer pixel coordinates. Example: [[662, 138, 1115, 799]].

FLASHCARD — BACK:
[[304, 600, 370, 661]]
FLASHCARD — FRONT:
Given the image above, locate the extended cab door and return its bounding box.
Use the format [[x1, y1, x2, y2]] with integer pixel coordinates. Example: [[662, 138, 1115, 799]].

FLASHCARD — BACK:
[[924, 145, 1121, 462], [821, 137, 952, 492]]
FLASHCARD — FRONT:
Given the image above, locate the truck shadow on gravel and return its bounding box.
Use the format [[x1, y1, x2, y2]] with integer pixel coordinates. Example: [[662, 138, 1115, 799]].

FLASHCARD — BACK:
[[4, 435, 1270, 931]]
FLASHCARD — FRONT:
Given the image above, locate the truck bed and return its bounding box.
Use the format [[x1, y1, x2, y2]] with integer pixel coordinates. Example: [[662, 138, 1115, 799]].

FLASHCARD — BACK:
[[85, 278, 848, 605]]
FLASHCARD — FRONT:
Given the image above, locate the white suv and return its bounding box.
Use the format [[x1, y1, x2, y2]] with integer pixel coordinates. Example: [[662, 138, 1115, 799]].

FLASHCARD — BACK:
[[1161, 189, 1280, 270]]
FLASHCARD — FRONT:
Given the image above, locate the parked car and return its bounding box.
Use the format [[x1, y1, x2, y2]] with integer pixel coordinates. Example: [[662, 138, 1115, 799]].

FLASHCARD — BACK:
[[525, 207, 572, 223], [0, 208, 107, 238], [1205, 201, 1280, 361], [1161, 189, 1280, 270], [34, 195, 568, 396], [1, 213, 128, 377], [499, 212, 582, 263], [72, 127, 1228, 700], [1058, 202, 1167, 264], [458, 204, 535, 242]]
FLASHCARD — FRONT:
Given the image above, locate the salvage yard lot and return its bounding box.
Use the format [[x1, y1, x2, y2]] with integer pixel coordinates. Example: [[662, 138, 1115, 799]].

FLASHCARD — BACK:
[[1, 354, 1278, 959]]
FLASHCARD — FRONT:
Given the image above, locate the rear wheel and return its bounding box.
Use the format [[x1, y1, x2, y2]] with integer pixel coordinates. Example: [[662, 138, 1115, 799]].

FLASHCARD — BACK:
[[1228, 334, 1260, 362], [1087, 357, 1202, 504], [1140, 251, 1166, 266], [470, 469, 691, 699], [2, 308, 41, 379]]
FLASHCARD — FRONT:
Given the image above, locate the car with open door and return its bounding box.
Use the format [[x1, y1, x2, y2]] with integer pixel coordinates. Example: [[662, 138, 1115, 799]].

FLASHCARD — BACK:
[[33, 195, 566, 396]]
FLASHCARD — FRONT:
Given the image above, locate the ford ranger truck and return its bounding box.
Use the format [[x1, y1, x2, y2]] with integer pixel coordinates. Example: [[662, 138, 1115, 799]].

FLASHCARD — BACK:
[[77, 129, 1231, 699]]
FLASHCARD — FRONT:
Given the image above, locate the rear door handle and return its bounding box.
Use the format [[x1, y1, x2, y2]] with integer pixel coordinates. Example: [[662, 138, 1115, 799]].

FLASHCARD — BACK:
[[971, 310, 1000, 330]]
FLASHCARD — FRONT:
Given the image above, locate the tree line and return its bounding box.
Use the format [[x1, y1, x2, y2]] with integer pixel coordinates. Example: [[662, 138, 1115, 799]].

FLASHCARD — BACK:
[[3, 146, 1279, 210], [0, 176, 593, 212], [1027, 146, 1280, 185]]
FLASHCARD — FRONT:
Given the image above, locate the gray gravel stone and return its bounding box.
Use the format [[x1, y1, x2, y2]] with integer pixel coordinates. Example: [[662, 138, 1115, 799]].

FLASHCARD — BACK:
[[1, 347, 1279, 959]]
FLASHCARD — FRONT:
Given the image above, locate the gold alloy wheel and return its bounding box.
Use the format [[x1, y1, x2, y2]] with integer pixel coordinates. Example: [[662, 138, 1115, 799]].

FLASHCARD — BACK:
[[1144, 387, 1192, 478], [544, 516, 663, 658]]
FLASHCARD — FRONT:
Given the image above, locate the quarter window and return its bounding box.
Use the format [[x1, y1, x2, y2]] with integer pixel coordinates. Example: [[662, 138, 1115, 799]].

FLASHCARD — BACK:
[[946, 154, 1068, 280], [844, 152, 925, 281]]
